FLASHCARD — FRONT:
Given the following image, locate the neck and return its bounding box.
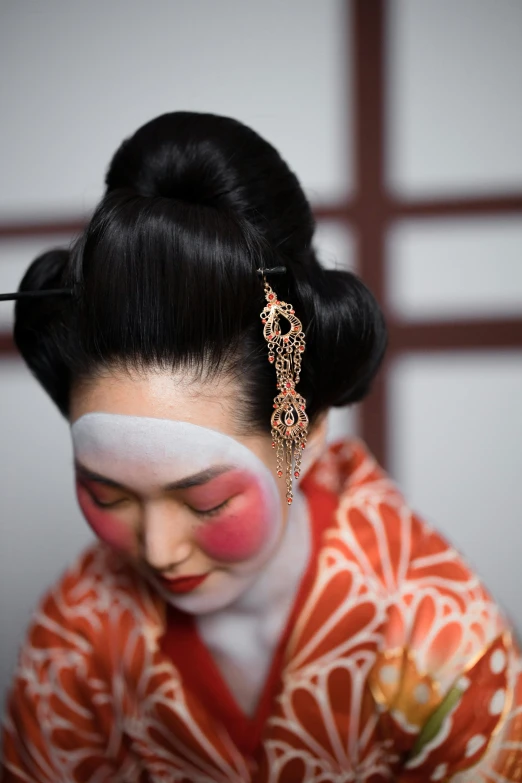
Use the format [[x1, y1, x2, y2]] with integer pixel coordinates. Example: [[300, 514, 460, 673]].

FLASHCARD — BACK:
[[230, 486, 312, 618], [194, 486, 313, 717]]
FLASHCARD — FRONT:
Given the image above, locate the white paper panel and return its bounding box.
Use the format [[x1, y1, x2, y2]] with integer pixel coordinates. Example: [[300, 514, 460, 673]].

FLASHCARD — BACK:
[[314, 220, 357, 273], [389, 351, 522, 631], [0, 0, 351, 219], [0, 361, 93, 711], [0, 235, 75, 328], [327, 404, 359, 443], [387, 0, 522, 197], [387, 216, 522, 321]]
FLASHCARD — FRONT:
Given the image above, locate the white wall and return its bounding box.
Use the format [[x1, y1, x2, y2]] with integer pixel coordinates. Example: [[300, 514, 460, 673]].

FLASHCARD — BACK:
[[387, 0, 522, 197]]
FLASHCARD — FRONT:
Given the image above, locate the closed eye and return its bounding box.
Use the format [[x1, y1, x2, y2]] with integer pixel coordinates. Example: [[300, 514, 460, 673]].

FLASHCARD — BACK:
[[90, 495, 128, 509], [190, 498, 232, 518]]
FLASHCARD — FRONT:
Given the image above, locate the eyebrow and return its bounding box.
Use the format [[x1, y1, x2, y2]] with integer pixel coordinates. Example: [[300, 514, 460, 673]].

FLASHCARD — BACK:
[[74, 461, 234, 491]]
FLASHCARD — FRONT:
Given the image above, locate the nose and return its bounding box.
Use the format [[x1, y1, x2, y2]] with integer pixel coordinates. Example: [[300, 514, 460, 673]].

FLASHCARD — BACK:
[[141, 502, 193, 572]]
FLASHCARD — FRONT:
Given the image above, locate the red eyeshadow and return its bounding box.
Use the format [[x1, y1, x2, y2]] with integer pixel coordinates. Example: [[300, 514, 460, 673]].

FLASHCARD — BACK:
[[182, 470, 251, 510], [75, 480, 134, 553]]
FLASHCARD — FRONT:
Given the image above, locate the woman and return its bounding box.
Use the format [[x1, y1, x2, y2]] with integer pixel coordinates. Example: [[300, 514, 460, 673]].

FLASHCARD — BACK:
[[1, 112, 521, 782]]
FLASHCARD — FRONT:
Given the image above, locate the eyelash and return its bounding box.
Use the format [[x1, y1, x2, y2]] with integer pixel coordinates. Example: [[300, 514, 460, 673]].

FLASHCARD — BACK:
[[191, 498, 231, 518], [90, 495, 128, 509], [88, 492, 231, 517]]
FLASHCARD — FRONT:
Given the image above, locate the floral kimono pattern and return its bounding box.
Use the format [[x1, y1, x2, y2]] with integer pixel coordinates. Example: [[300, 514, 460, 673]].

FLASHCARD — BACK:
[[2, 438, 522, 782]]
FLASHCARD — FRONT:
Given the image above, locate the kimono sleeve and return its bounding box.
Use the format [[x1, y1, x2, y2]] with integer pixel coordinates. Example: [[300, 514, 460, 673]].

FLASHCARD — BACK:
[[368, 511, 522, 782], [1, 569, 143, 783]]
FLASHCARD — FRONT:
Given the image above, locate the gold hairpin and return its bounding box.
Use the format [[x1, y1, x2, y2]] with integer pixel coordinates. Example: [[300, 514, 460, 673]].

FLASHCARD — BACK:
[[259, 275, 308, 504]]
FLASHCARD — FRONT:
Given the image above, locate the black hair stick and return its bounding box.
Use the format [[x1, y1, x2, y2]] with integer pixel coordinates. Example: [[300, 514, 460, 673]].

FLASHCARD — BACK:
[[256, 266, 287, 276], [0, 288, 74, 302]]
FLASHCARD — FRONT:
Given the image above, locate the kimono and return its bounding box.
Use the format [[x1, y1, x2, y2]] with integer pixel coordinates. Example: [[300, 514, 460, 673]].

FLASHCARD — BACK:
[[2, 438, 522, 782]]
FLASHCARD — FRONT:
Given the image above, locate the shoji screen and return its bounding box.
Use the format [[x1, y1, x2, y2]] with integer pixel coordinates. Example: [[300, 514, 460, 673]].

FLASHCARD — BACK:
[[385, 0, 522, 630]]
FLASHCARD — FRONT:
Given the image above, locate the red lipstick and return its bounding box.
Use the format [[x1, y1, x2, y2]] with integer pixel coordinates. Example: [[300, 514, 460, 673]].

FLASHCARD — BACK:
[[158, 574, 209, 594]]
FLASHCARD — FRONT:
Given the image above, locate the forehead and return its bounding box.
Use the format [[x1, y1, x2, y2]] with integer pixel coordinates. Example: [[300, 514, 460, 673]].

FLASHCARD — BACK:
[[70, 366, 237, 433], [71, 412, 267, 489]]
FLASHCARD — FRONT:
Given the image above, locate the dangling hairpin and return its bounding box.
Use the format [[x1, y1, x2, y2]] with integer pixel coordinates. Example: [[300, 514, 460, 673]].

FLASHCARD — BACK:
[[257, 267, 309, 505]]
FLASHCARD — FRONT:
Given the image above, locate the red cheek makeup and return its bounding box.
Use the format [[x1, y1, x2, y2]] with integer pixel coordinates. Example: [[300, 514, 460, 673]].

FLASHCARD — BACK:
[[75, 481, 135, 553], [186, 469, 274, 562], [195, 510, 269, 563]]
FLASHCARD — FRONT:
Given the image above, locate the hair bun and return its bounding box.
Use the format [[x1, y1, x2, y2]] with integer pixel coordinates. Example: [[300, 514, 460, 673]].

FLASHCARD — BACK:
[[292, 265, 387, 415], [104, 112, 314, 257], [14, 248, 72, 412], [15, 247, 70, 304], [106, 112, 253, 211]]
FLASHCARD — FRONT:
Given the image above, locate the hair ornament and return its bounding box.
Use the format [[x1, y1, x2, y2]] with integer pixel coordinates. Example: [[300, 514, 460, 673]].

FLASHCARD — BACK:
[[0, 288, 74, 302], [259, 269, 308, 505]]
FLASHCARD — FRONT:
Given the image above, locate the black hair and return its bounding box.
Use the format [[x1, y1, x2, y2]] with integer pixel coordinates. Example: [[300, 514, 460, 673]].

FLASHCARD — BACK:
[[14, 111, 387, 433]]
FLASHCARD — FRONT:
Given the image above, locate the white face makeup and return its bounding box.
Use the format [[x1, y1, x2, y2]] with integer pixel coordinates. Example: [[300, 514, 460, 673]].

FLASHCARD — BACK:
[[71, 412, 283, 613]]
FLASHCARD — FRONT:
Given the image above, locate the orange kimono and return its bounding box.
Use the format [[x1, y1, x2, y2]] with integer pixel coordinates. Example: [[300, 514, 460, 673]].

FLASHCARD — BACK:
[[2, 439, 522, 782]]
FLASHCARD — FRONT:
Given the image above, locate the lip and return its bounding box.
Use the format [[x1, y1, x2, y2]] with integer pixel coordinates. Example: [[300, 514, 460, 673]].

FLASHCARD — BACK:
[[158, 573, 209, 594]]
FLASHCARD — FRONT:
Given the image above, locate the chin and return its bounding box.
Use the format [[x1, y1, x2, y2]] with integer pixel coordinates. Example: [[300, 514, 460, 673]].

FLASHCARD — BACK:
[[158, 574, 251, 615]]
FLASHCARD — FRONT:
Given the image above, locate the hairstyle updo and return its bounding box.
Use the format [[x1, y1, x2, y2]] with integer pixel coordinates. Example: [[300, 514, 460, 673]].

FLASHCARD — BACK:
[[14, 111, 387, 433]]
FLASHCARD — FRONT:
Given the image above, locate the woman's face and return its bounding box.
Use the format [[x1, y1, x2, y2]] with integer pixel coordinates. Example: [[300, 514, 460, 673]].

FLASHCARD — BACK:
[[69, 367, 291, 614]]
